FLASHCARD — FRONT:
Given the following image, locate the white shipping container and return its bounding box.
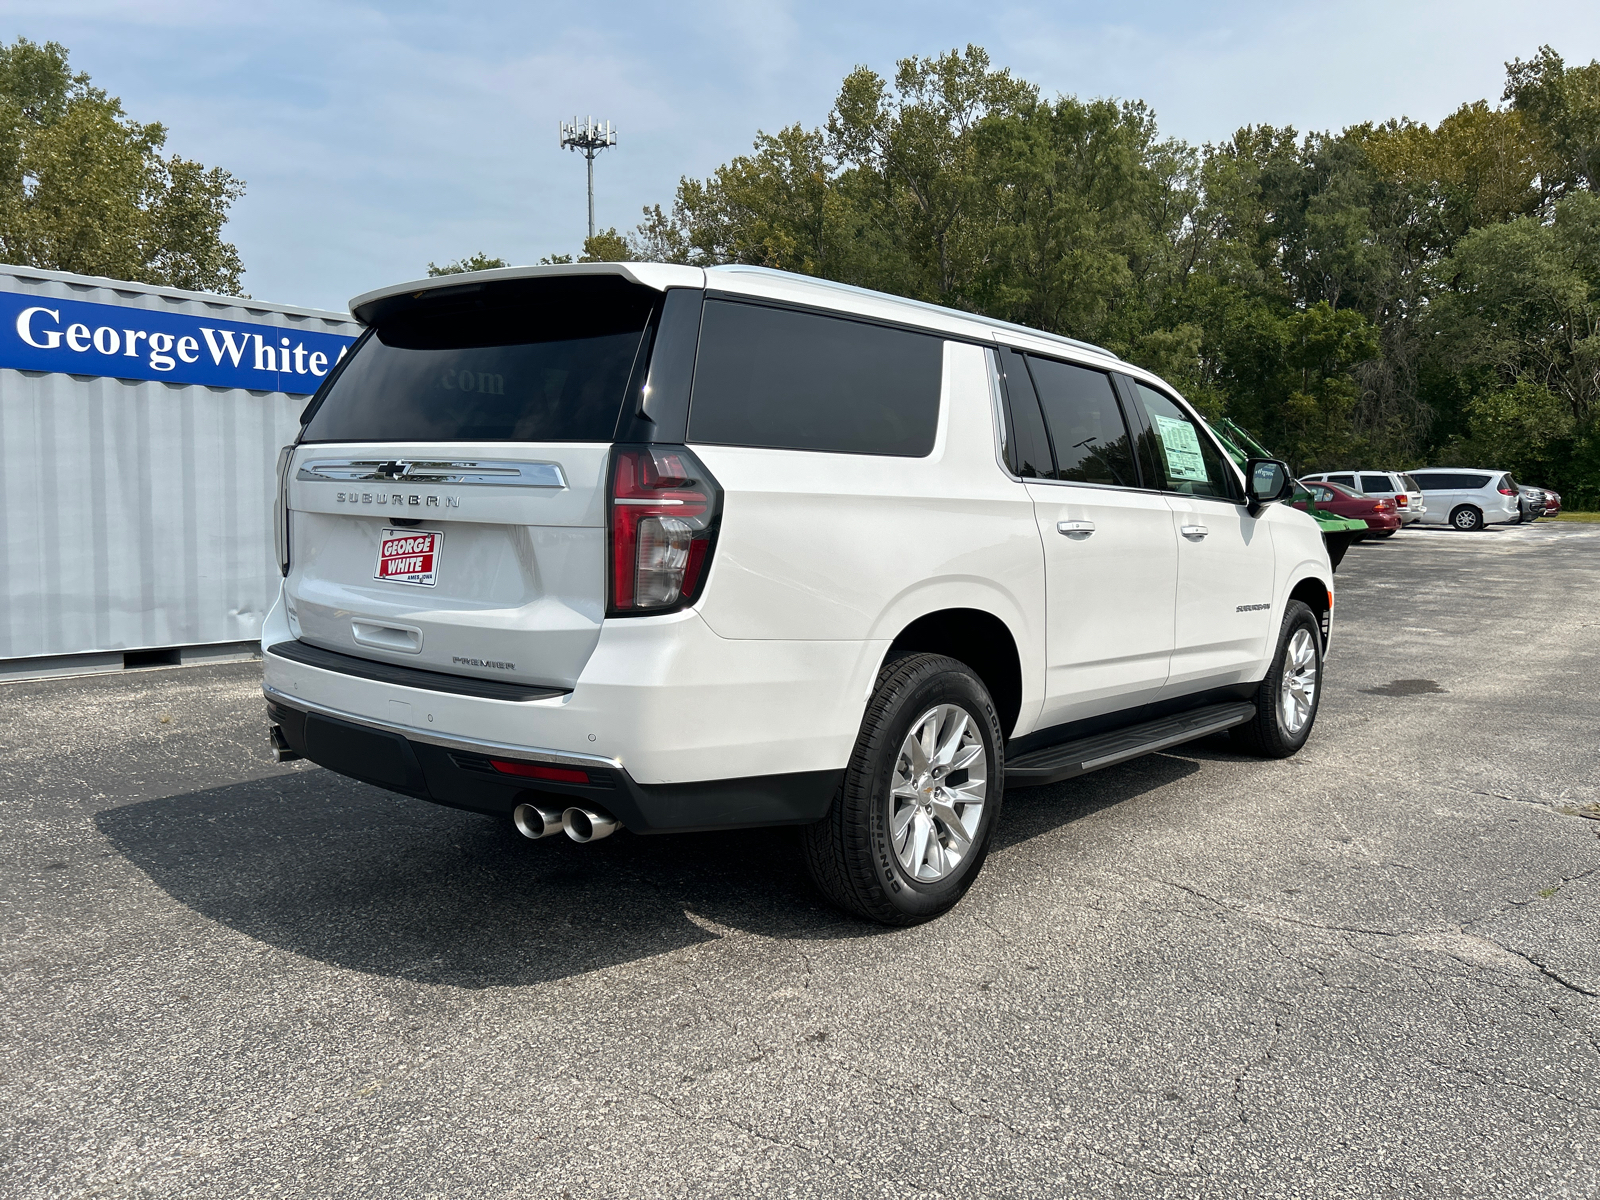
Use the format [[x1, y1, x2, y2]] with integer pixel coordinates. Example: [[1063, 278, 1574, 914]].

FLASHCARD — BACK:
[[0, 264, 362, 673]]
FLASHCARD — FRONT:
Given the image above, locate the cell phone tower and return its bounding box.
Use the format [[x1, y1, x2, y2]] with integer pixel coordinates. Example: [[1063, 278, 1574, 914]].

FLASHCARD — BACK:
[[559, 116, 617, 241]]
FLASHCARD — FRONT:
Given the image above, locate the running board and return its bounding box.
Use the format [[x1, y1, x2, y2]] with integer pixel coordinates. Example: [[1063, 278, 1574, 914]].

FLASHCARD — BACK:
[[1006, 701, 1256, 788]]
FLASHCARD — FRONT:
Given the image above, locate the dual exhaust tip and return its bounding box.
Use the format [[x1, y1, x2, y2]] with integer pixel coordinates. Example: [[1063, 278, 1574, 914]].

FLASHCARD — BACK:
[[514, 802, 619, 843]]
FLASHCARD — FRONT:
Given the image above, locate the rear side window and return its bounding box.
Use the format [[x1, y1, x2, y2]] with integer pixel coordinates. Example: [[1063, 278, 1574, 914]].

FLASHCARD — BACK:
[[302, 276, 657, 443], [1130, 383, 1237, 500], [1415, 473, 1490, 491], [688, 301, 942, 457], [1360, 474, 1393, 492], [995, 347, 1054, 478], [1026, 357, 1137, 487], [1402, 474, 1420, 491], [1328, 473, 1356, 488]]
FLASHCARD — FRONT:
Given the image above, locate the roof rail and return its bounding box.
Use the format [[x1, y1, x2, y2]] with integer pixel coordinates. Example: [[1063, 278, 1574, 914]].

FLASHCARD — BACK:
[[705, 264, 1119, 361]]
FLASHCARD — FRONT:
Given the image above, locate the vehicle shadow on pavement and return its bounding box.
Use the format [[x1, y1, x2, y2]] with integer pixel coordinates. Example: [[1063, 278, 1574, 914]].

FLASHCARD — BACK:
[[96, 753, 1198, 987], [992, 752, 1199, 853]]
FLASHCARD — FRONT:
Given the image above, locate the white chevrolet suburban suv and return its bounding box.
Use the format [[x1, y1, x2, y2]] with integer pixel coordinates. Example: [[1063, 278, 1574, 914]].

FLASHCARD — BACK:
[[263, 263, 1333, 925]]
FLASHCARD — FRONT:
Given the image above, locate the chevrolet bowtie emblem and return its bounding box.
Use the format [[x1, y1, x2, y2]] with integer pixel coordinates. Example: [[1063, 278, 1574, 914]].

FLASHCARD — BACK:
[[375, 461, 410, 479]]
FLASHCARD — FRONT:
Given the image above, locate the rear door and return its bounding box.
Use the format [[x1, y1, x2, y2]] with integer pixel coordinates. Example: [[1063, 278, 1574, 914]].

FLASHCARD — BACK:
[[1004, 350, 1176, 727], [1122, 379, 1278, 693], [283, 274, 671, 691]]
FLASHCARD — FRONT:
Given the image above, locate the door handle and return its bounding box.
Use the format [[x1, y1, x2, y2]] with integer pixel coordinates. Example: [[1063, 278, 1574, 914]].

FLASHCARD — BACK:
[[1180, 524, 1209, 539], [1057, 520, 1096, 535]]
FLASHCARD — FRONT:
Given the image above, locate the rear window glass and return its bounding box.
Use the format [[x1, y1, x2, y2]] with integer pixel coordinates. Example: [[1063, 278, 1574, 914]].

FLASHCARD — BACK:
[[687, 300, 942, 457], [302, 277, 656, 443], [1402, 474, 1420, 490]]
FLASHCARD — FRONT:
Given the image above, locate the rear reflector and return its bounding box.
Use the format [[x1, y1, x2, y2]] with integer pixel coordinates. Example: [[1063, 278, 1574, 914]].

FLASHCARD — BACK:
[[490, 760, 590, 784]]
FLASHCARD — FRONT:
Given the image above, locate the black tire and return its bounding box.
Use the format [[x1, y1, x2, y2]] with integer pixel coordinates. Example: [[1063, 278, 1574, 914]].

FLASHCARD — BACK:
[[803, 653, 1004, 926], [1451, 505, 1484, 531], [1233, 601, 1322, 759]]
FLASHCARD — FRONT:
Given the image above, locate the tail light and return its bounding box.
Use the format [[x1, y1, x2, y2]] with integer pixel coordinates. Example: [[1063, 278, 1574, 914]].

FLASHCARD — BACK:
[[1375, 499, 1394, 512], [274, 444, 294, 576], [1394, 495, 1407, 507], [608, 445, 722, 615], [1498, 484, 1516, 495]]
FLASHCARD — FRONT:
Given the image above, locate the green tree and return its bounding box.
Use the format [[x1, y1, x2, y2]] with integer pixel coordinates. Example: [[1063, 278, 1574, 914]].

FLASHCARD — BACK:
[[426, 252, 509, 276], [1503, 45, 1600, 200], [0, 38, 244, 293]]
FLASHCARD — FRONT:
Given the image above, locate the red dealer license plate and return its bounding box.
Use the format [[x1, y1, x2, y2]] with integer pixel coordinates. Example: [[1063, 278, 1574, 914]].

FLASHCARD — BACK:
[[376, 528, 443, 586]]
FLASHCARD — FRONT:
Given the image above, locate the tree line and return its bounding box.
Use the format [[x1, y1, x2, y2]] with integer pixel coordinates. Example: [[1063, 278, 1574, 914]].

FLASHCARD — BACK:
[[566, 45, 1600, 504]]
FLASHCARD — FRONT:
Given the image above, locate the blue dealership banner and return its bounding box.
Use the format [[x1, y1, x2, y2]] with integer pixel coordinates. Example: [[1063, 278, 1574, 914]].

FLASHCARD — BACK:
[[0, 289, 359, 395]]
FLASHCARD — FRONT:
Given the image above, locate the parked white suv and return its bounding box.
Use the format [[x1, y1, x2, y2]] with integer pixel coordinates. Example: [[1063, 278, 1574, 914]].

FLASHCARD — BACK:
[[1301, 470, 1425, 527], [263, 263, 1334, 924], [1408, 468, 1522, 530]]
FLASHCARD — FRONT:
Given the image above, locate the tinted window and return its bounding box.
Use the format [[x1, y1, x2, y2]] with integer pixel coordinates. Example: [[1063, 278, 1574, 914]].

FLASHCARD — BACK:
[[1025, 357, 1137, 487], [688, 301, 942, 456], [996, 348, 1053, 478], [1402, 474, 1420, 490], [303, 277, 656, 443], [1131, 383, 1236, 499], [1328, 474, 1356, 488], [1414, 473, 1490, 491], [1361, 474, 1393, 492]]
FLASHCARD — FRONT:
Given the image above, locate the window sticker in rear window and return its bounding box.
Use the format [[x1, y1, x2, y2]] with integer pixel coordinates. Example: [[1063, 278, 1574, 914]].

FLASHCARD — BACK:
[[1151, 413, 1208, 482]]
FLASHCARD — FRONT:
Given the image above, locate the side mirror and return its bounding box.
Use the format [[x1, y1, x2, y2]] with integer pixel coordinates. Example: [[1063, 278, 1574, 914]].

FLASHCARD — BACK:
[[1245, 457, 1295, 516]]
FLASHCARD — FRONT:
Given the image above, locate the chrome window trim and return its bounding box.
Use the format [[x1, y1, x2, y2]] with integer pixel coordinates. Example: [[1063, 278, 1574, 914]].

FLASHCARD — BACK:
[[296, 459, 567, 488], [263, 684, 624, 770]]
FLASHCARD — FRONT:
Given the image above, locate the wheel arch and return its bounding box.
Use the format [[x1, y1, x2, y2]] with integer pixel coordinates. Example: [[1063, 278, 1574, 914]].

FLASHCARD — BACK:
[[883, 608, 1025, 739], [1288, 576, 1333, 651]]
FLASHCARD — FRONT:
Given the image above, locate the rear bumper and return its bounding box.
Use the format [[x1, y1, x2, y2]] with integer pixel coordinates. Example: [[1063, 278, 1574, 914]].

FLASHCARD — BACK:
[[266, 689, 841, 833]]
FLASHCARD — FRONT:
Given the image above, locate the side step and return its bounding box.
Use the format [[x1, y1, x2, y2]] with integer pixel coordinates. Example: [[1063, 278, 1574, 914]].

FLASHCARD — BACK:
[[1006, 701, 1256, 789]]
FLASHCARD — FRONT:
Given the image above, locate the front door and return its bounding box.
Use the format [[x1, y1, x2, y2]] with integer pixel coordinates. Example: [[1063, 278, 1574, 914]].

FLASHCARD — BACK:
[[1123, 379, 1277, 692]]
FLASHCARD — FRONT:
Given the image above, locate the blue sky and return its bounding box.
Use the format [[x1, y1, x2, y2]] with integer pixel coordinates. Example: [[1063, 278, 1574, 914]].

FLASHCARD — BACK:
[[8, 1, 1600, 312]]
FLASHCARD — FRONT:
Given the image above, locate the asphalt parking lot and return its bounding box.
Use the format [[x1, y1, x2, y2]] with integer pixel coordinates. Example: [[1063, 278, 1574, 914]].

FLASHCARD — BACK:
[[3, 521, 1598, 1199]]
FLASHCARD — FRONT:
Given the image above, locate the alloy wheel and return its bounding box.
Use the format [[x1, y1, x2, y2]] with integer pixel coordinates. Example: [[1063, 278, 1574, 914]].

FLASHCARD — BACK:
[[889, 704, 987, 883], [1278, 628, 1319, 735]]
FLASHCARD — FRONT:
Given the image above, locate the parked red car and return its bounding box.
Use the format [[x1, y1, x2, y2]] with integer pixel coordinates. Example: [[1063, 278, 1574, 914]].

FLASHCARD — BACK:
[[1543, 490, 1563, 516], [1295, 480, 1401, 535]]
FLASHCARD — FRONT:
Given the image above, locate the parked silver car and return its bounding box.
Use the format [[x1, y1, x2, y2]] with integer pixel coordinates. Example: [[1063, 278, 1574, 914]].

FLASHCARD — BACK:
[[1408, 469, 1522, 530]]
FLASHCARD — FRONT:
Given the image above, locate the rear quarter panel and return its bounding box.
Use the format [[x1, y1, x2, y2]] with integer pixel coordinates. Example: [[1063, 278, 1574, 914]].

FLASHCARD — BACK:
[[689, 340, 1045, 724]]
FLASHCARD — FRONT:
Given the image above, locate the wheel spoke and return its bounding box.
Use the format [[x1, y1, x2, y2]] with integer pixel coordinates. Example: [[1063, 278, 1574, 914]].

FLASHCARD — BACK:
[[934, 711, 971, 769], [891, 803, 916, 846], [948, 740, 984, 773], [947, 777, 987, 804], [908, 816, 931, 876], [931, 802, 973, 855], [905, 730, 931, 777]]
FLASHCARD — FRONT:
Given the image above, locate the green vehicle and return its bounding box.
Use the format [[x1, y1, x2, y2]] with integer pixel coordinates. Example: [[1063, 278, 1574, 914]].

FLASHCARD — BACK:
[[1208, 417, 1368, 571]]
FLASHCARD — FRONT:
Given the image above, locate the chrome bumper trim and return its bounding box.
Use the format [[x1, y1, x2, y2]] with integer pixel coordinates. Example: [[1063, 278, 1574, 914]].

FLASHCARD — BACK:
[[262, 684, 623, 771]]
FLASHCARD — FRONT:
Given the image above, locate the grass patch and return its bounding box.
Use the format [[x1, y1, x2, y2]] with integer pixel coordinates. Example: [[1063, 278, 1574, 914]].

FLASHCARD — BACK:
[[1549, 511, 1600, 522]]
